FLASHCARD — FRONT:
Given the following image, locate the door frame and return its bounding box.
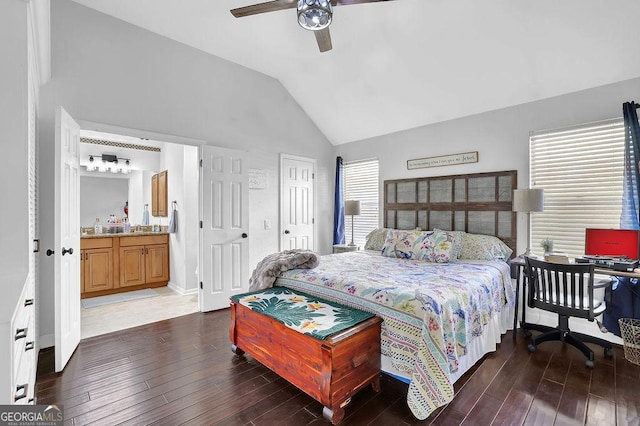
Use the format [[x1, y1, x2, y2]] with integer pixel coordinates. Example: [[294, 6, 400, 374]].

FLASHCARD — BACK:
[[71, 119, 205, 297], [279, 153, 317, 251]]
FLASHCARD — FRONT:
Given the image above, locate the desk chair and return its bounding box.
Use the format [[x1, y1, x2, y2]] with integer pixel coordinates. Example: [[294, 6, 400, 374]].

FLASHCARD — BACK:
[[524, 257, 614, 368]]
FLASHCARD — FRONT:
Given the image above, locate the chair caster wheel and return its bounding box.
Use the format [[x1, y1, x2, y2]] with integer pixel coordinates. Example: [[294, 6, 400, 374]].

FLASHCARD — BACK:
[[585, 359, 594, 369], [527, 344, 536, 353], [604, 347, 614, 358]]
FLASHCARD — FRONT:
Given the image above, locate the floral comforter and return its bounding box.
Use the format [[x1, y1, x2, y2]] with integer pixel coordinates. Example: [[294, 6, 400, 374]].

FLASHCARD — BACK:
[[275, 250, 514, 420]]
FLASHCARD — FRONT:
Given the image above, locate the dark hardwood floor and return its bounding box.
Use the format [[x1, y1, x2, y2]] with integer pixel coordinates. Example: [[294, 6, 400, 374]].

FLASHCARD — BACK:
[[36, 310, 640, 425]]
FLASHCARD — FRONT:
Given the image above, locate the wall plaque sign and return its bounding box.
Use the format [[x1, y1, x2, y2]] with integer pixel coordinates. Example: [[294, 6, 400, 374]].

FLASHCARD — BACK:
[[407, 151, 478, 170], [248, 169, 267, 189]]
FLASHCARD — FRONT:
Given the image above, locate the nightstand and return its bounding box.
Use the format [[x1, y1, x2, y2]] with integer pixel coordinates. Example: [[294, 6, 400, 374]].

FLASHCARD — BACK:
[[333, 244, 359, 254]]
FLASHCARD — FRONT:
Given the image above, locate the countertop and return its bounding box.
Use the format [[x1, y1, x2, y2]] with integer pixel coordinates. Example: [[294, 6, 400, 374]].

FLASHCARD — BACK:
[[81, 231, 169, 239]]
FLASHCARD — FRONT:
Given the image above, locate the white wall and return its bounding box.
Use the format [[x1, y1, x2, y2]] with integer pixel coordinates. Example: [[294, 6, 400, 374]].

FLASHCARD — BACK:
[[37, 0, 335, 345], [0, 0, 29, 278]]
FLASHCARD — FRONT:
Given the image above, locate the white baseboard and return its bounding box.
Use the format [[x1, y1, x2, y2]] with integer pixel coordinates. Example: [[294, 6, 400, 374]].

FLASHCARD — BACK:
[[167, 281, 198, 296]]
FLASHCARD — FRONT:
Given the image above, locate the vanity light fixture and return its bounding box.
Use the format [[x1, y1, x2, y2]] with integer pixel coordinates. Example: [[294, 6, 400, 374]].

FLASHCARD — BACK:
[[85, 154, 132, 174]]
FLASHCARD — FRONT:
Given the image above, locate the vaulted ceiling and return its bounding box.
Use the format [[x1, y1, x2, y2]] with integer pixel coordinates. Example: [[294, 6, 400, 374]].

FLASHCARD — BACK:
[[70, 0, 640, 145]]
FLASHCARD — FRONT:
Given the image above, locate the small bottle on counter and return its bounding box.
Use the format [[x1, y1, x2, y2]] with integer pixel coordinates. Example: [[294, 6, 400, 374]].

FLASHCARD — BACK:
[[123, 217, 131, 233], [94, 218, 102, 234]]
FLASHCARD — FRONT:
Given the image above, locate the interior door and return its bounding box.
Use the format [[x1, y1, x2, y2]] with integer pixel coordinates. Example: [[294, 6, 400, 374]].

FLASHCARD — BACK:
[[281, 155, 315, 250], [199, 146, 249, 311], [54, 106, 81, 372]]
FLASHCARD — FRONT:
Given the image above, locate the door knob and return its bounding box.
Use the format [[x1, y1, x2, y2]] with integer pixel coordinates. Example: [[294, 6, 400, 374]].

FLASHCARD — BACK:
[[46, 249, 55, 256], [284, 230, 290, 234], [241, 233, 248, 238], [62, 247, 74, 256]]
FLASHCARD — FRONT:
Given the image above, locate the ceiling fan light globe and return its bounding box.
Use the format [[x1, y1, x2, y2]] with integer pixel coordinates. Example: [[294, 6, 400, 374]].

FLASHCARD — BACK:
[[297, 0, 332, 31]]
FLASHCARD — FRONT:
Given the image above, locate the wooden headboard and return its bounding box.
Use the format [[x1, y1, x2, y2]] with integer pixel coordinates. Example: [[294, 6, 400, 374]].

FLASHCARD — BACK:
[[384, 170, 518, 255]]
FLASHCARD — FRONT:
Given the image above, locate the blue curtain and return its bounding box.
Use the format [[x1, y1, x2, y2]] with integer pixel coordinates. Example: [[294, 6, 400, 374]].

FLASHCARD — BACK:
[[621, 102, 640, 230], [333, 156, 345, 244]]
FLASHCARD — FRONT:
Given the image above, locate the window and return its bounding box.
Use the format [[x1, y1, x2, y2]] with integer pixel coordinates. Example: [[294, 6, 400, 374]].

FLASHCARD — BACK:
[[344, 159, 379, 247], [530, 119, 625, 258]]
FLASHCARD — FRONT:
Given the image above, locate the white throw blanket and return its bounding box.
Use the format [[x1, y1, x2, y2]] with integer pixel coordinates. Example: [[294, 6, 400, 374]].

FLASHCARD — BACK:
[[248, 249, 320, 292]]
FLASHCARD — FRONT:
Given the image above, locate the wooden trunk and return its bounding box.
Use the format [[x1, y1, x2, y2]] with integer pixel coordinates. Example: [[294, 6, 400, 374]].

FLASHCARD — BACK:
[[229, 301, 382, 424]]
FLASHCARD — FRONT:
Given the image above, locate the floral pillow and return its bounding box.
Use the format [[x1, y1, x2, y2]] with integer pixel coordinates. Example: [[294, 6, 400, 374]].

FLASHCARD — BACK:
[[381, 229, 454, 263], [433, 229, 465, 260], [459, 233, 512, 261], [413, 230, 455, 263], [381, 229, 425, 259], [364, 228, 390, 251]]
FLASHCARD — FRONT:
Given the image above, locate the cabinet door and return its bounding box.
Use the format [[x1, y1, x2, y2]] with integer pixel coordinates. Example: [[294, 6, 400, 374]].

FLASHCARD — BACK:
[[146, 244, 169, 283], [120, 245, 146, 287], [157, 170, 168, 217], [84, 248, 113, 293], [151, 173, 159, 216], [151, 171, 168, 217]]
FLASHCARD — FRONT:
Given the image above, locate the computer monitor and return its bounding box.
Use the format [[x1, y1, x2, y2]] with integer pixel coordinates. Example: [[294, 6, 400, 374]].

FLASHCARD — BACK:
[[584, 228, 640, 259]]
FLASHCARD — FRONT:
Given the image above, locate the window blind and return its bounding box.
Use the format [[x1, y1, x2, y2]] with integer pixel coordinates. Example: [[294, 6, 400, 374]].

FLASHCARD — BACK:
[[344, 159, 379, 247], [530, 118, 625, 259]]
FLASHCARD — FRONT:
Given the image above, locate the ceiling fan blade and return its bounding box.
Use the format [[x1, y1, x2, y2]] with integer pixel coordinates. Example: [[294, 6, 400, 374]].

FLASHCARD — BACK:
[[314, 27, 332, 52], [230, 0, 297, 18], [334, 0, 394, 5]]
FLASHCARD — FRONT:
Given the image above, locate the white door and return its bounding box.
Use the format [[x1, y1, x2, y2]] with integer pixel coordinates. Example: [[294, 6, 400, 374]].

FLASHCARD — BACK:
[[281, 155, 315, 250], [199, 146, 249, 311], [54, 107, 81, 372]]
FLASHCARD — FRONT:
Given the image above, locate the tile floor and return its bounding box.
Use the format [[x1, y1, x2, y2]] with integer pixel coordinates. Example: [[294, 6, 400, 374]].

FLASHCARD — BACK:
[[81, 286, 199, 339]]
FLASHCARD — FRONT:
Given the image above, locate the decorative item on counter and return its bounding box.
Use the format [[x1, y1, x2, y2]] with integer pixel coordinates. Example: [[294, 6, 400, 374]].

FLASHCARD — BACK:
[[94, 218, 102, 234], [123, 217, 131, 233], [540, 238, 554, 255], [142, 204, 149, 225], [124, 200, 128, 218]]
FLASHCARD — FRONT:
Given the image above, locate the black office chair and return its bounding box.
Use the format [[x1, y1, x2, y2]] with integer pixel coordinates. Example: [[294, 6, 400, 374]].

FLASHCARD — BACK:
[[524, 257, 614, 368]]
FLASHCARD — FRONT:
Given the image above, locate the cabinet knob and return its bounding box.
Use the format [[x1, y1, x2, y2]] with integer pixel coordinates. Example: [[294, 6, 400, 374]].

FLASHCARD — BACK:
[[62, 247, 74, 256], [241, 233, 248, 238], [284, 230, 290, 234], [46, 249, 55, 256]]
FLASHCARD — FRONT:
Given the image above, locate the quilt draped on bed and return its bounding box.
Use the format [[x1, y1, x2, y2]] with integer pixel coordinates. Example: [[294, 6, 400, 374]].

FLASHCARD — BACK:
[[248, 249, 319, 292], [275, 250, 514, 420]]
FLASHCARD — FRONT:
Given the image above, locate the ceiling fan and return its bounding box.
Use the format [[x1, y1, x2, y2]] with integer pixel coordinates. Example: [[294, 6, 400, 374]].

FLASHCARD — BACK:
[[230, 0, 393, 53]]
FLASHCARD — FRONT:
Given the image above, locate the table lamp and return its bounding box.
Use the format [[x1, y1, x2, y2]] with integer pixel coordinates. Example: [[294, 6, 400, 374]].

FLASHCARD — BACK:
[[344, 200, 361, 247], [513, 188, 544, 257]]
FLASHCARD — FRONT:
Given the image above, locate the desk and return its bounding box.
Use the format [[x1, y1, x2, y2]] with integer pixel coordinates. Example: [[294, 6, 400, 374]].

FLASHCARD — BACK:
[[509, 256, 640, 342]]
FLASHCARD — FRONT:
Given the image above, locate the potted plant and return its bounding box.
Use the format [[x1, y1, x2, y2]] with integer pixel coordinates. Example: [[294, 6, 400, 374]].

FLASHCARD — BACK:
[[540, 238, 554, 254]]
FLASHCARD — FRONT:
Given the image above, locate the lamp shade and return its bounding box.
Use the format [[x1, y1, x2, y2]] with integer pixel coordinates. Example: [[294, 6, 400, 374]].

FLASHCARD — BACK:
[[344, 200, 361, 216], [513, 189, 544, 213]]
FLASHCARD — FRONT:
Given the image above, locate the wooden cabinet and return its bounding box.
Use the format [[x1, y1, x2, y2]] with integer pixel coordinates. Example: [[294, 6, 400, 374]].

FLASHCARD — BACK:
[[81, 234, 169, 297], [81, 237, 114, 293], [119, 235, 170, 288], [151, 170, 168, 217]]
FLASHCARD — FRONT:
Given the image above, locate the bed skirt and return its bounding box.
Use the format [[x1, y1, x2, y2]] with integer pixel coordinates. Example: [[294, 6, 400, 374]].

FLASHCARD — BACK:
[[381, 304, 514, 383]]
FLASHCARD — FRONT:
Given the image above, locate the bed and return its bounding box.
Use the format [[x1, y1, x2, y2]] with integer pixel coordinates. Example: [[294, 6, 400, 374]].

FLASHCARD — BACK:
[[274, 170, 518, 420]]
